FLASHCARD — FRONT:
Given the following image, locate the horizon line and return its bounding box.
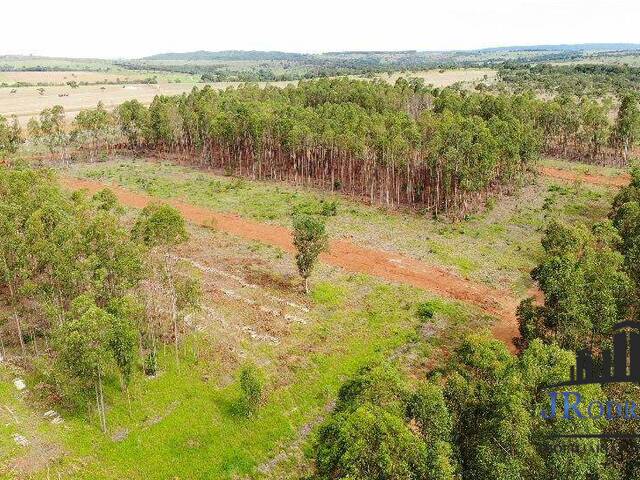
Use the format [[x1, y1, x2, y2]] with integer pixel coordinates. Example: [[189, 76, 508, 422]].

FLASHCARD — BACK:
[[2, 42, 640, 61]]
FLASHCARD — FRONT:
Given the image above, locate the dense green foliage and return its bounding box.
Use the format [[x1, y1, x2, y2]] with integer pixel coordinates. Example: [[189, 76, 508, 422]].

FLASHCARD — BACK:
[[0, 166, 195, 432], [611, 168, 640, 291], [499, 63, 640, 96], [510, 165, 640, 479], [315, 337, 609, 480], [22, 78, 635, 216], [517, 219, 633, 350], [519, 166, 640, 352], [113, 79, 543, 215], [131, 203, 189, 247]]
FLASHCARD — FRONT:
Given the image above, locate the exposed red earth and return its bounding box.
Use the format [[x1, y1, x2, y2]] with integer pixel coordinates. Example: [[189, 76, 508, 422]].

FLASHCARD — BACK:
[[540, 165, 630, 188], [61, 176, 521, 348]]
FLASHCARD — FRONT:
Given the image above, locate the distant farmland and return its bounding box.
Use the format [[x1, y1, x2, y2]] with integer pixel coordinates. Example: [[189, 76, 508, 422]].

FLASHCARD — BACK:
[[0, 69, 494, 125], [0, 70, 198, 85], [0, 81, 294, 124], [370, 68, 496, 87]]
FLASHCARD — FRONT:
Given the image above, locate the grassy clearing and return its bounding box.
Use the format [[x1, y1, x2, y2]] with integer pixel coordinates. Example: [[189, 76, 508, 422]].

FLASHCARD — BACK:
[[67, 157, 620, 295], [540, 156, 630, 177], [0, 70, 200, 86], [3, 155, 622, 478], [370, 68, 497, 87], [0, 212, 483, 478]]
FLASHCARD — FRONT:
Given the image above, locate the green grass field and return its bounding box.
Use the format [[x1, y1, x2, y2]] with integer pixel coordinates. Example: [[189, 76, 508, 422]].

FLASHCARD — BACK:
[[0, 155, 627, 478], [68, 157, 619, 295], [0, 206, 482, 479]]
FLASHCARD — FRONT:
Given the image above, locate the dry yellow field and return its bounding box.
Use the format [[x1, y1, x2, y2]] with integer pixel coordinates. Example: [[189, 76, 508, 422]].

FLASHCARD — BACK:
[[0, 70, 158, 84], [0, 81, 294, 124], [0, 69, 493, 125], [375, 68, 497, 86]]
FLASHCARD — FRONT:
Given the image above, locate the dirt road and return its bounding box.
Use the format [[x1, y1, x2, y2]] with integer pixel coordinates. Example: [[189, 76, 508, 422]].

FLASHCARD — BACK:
[[61, 176, 520, 347], [540, 166, 630, 188]]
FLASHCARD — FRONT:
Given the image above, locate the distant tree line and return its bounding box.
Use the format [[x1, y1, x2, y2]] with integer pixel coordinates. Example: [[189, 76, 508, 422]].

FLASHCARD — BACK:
[[1, 76, 159, 89], [498, 63, 640, 96]]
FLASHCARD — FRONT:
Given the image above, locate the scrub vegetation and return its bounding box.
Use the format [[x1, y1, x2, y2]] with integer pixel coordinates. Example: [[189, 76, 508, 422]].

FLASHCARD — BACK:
[[2, 46, 640, 478]]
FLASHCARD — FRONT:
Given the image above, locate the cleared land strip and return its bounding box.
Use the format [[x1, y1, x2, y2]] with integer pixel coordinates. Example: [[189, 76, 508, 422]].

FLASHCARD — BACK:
[[60, 176, 520, 347], [540, 165, 630, 188]]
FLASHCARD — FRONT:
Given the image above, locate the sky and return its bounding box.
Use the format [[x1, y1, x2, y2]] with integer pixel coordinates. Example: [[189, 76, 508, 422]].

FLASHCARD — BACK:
[[2, 0, 639, 58]]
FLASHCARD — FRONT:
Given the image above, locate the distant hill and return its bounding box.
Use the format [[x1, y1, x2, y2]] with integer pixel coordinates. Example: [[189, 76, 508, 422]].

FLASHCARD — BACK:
[[142, 50, 310, 61], [143, 44, 640, 61], [472, 43, 640, 53]]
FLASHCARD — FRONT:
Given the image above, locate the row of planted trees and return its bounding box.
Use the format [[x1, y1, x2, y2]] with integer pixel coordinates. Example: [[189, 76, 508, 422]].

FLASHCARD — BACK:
[[13, 78, 640, 214], [120, 79, 542, 216], [0, 166, 201, 432]]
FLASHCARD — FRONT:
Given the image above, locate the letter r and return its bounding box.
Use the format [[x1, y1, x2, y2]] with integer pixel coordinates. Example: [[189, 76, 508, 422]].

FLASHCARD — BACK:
[[563, 392, 584, 419]]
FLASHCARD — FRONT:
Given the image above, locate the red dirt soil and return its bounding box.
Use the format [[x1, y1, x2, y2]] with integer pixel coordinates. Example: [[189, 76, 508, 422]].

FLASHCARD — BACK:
[[61, 176, 521, 348], [540, 166, 630, 188]]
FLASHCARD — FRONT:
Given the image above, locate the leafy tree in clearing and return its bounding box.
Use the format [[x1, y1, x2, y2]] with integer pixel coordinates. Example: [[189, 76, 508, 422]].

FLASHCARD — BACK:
[[54, 296, 117, 433], [292, 214, 328, 293], [106, 296, 142, 391], [132, 203, 189, 248]]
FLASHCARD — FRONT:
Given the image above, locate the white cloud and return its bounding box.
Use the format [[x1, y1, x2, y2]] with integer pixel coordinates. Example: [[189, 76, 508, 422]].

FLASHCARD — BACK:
[[2, 0, 639, 58]]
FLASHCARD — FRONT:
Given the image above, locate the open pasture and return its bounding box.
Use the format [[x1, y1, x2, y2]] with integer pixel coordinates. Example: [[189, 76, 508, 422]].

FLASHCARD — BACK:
[[0, 70, 198, 85], [0, 81, 294, 124], [373, 68, 497, 86], [0, 68, 493, 125]]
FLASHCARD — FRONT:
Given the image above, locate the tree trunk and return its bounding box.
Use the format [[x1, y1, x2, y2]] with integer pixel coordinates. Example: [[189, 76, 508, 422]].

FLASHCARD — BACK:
[[13, 312, 25, 356], [172, 291, 179, 366]]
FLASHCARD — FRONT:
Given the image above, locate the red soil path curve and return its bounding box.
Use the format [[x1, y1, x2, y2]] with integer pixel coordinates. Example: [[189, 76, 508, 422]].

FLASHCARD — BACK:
[[540, 166, 630, 188], [60, 176, 520, 348]]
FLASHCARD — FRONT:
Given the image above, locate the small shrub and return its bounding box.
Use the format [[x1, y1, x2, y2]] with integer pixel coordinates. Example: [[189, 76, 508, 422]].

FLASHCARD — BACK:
[[239, 364, 263, 415], [417, 301, 436, 320], [484, 197, 496, 212], [292, 199, 339, 217], [143, 351, 157, 376], [320, 199, 338, 216]]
